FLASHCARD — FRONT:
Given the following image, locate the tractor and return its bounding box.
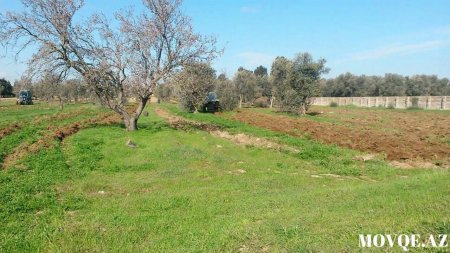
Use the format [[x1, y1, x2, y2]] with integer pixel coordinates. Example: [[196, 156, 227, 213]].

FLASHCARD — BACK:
[[202, 92, 220, 113], [17, 90, 33, 105]]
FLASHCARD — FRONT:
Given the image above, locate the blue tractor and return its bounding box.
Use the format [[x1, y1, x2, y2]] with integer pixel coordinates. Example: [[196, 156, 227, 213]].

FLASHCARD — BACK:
[[17, 90, 33, 105]]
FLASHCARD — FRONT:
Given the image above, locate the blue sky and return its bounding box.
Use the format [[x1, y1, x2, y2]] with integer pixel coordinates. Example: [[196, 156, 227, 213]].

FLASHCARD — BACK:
[[1, 0, 449, 81]]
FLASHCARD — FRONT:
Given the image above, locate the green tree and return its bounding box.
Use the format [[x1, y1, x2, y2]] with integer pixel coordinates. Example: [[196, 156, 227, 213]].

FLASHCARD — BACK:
[[0, 78, 14, 97], [233, 67, 257, 108], [254, 65, 268, 77], [215, 74, 239, 111], [175, 63, 216, 113], [270, 56, 292, 107], [285, 53, 329, 114]]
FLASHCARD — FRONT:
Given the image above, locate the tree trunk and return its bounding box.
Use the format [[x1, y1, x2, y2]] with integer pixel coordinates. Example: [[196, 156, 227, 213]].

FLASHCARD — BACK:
[[270, 96, 274, 108], [124, 116, 138, 131], [122, 96, 150, 131], [59, 97, 64, 111], [299, 104, 306, 115], [239, 95, 243, 108]]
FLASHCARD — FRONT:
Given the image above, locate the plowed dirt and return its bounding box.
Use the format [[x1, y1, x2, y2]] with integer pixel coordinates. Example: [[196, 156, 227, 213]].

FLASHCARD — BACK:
[[230, 109, 450, 166]]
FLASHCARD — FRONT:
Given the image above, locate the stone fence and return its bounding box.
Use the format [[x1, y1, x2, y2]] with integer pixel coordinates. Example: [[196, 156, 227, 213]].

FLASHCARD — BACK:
[[311, 96, 449, 110]]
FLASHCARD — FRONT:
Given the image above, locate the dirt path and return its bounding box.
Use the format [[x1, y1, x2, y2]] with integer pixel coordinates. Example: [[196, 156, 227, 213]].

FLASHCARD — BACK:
[[228, 110, 450, 167], [154, 108, 300, 154]]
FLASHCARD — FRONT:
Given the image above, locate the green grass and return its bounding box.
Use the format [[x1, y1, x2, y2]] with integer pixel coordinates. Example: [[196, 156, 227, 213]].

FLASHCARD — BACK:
[[0, 102, 106, 167], [0, 101, 449, 252]]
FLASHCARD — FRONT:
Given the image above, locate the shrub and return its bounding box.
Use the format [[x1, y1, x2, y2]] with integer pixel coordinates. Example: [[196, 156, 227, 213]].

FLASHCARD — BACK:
[[215, 78, 239, 111], [387, 103, 395, 109], [254, 97, 269, 108], [329, 101, 338, 107], [409, 97, 420, 109]]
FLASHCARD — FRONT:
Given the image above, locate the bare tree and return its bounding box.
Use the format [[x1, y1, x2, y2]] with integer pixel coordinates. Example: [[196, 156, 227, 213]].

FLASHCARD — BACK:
[[117, 0, 220, 129], [0, 0, 220, 131]]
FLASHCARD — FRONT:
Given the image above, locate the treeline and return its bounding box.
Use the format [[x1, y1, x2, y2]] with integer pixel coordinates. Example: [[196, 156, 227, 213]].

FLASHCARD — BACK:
[[9, 74, 94, 109], [159, 53, 329, 114], [158, 62, 449, 115], [321, 73, 450, 97]]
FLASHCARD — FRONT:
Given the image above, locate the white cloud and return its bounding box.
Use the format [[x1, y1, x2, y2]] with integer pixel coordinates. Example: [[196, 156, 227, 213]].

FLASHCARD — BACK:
[[237, 51, 273, 68], [351, 40, 447, 61], [240, 5, 259, 14]]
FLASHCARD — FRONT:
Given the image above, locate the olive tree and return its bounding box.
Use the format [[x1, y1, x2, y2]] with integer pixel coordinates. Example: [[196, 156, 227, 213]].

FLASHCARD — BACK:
[[215, 73, 239, 111], [0, 79, 14, 97], [233, 67, 256, 108], [174, 62, 216, 112], [270, 56, 292, 109], [271, 53, 329, 114]]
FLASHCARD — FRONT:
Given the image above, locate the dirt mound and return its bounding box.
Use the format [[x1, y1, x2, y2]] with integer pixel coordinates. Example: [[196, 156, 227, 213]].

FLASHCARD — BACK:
[[230, 110, 450, 167], [0, 123, 22, 139]]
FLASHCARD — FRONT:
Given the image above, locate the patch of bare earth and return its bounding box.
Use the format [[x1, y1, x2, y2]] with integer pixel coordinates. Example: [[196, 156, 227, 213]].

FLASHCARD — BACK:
[[229, 110, 450, 168], [154, 108, 300, 153]]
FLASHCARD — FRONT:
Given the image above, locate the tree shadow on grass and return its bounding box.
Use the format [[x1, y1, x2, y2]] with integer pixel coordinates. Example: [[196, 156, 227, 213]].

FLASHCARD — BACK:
[[135, 120, 172, 134]]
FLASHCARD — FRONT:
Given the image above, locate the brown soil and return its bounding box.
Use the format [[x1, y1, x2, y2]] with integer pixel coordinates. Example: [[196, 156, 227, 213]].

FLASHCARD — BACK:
[[0, 123, 22, 139], [155, 108, 221, 132], [229, 110, 450, 166]]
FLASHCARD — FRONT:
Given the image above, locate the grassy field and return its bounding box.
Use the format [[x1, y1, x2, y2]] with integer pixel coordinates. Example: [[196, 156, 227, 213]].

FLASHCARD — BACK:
[[0, 100, 449, 252]]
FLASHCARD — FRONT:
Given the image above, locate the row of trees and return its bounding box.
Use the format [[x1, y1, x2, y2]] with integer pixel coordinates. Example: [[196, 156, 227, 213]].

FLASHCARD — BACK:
[[159, 52, 329, 115], [162, 63, 448, 115], [12, 74, 92, 109], [322, 73, 450, 97]]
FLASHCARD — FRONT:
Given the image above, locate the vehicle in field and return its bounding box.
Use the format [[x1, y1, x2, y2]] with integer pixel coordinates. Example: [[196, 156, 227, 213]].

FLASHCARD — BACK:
[[17, 90, 33, 105], [202, 92, 220, 112]]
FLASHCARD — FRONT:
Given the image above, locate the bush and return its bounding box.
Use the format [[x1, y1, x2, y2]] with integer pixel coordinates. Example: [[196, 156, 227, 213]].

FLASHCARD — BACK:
[[215, 79, 239, 111], [387, 103, 395, 109], [254, 97, 269, 108], [409, 97, 420, 109], [329, 101, 338, 107]]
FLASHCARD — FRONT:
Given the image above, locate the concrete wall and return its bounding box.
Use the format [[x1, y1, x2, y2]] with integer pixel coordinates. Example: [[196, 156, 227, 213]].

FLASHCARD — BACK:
[[312, 96, 449, 110]]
